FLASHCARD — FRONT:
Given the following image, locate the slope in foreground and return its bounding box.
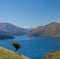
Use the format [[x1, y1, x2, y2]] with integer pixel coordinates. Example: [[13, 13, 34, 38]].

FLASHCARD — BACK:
[[0, 47, 29, 59]]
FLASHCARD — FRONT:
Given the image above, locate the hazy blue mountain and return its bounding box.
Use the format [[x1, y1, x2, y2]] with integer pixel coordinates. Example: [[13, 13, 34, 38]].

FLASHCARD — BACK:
[[0, 23, 26, 36], [28, 22, 60, 37], [24, 28, 34, 33]]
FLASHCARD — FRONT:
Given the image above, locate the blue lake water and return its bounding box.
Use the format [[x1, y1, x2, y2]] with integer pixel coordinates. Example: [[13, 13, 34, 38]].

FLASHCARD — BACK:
[[0, 35, 60, 59]]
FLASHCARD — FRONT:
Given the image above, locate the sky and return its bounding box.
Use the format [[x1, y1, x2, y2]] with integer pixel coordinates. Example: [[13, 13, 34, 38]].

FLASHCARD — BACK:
[[0, 0, 60, 28]]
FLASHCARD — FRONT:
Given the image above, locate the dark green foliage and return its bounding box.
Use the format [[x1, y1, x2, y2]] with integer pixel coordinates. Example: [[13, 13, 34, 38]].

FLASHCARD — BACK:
[[11, 42, 21, 52]]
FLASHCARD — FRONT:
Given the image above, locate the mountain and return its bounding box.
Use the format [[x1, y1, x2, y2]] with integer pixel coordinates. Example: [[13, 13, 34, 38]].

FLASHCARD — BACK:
[[0, 35, 14, 39], [44, 51, 60, 59], [24, 28, 34, 34], [28, 26, 44, 36], [28, 22, 60, 37], [0, 47, 29, 59], [0, 23, 26, 36]]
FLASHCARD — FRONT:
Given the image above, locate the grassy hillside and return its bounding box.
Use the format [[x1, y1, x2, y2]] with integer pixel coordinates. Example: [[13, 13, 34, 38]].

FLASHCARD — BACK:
[[44, 51, 60, 59], [0, 47, 29, 59]]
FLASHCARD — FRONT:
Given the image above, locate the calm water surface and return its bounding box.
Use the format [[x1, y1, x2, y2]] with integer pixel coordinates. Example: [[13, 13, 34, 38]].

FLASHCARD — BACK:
[[0, 35, 60, 59]]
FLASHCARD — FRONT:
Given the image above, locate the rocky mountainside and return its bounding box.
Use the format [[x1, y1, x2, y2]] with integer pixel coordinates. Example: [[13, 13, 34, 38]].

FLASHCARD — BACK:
[[28, 22, 60, 37], [28, 26, 44, 36], [0, 23, 26, 36]]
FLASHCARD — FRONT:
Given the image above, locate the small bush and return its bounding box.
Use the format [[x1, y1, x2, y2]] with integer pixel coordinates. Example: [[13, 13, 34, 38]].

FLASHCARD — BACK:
[[11, 42, 21, 52]]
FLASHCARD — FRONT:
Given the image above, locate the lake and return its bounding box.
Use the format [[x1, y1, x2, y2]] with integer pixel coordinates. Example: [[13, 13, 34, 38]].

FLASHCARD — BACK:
[[0, 35, 60, 59]]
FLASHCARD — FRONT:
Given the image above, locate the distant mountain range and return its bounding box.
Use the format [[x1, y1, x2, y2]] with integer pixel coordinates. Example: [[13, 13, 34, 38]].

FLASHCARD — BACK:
[[0, 23, 26, 36], [28, 22, 60, 37], [24, 28, 34, 33], [0, 22, 60, 38]]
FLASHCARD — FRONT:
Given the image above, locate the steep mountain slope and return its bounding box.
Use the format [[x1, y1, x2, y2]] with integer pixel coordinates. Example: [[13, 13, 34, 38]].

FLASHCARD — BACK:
[[0, 47, 29, 59], [28, 26, 44, 36], [28, 22, 60, 37], [44, 51, 60, 59], [0, 23, 26, 36]]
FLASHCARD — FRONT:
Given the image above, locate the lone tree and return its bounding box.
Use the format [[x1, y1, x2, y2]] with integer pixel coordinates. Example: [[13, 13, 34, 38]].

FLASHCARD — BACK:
[[11, 42, 21, 52]]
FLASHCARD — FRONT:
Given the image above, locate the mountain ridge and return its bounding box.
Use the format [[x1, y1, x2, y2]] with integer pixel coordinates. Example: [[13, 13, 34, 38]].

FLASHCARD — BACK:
[[28, 22, 60, 37], [0, 22, 26, 36]]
